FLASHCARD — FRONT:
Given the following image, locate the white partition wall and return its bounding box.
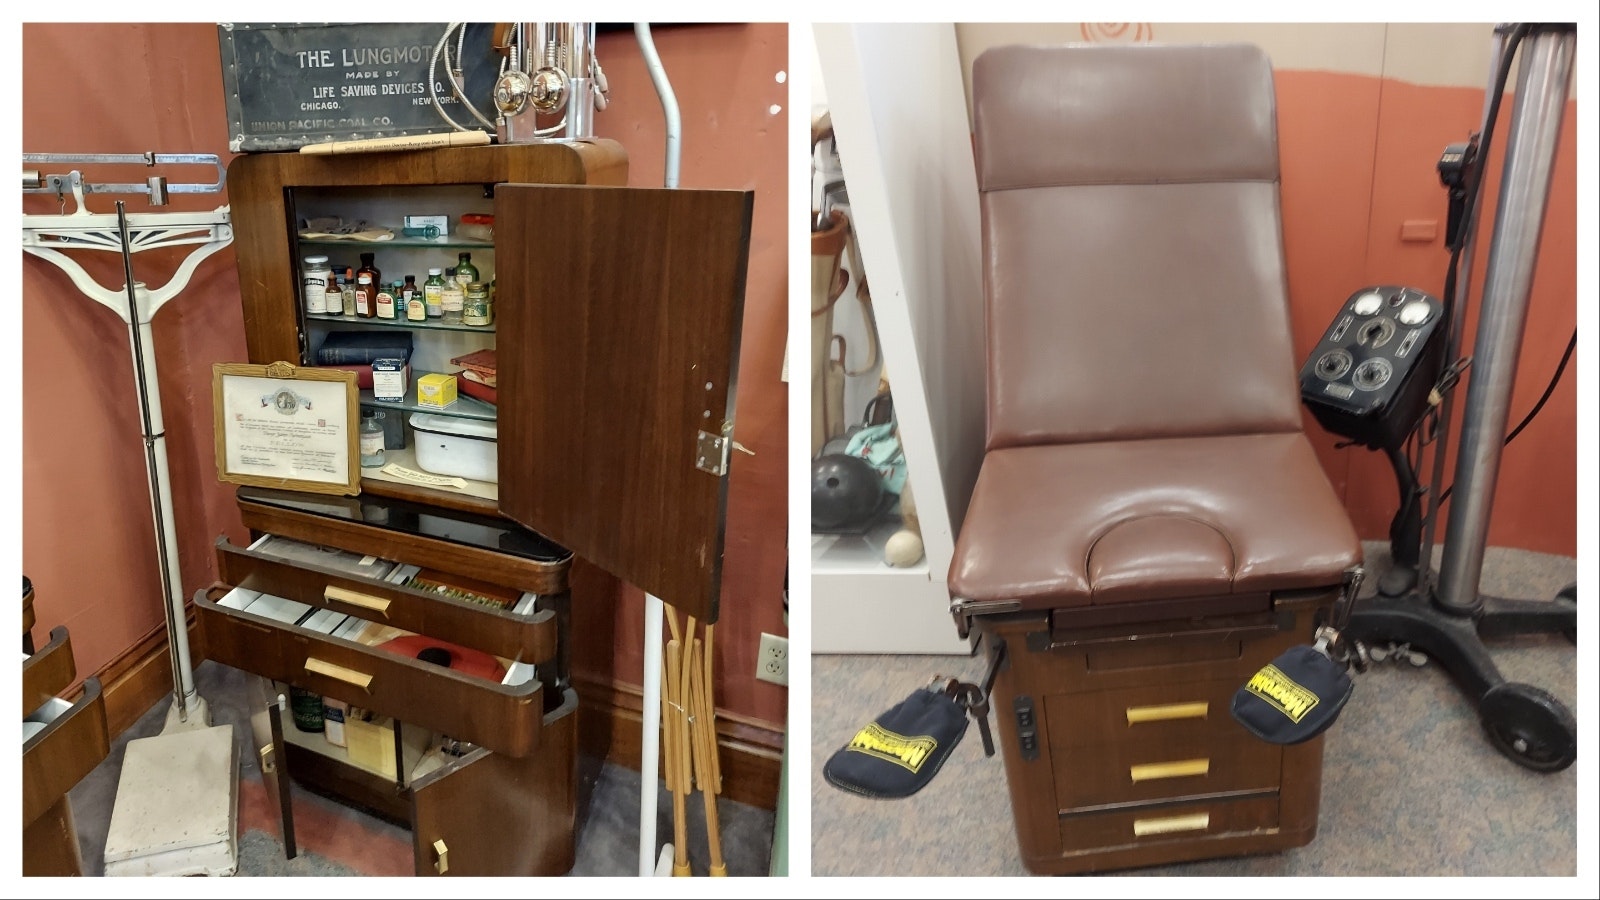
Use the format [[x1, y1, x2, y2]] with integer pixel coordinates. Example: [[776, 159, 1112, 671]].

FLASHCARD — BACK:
[[811, 23, 986, 654]]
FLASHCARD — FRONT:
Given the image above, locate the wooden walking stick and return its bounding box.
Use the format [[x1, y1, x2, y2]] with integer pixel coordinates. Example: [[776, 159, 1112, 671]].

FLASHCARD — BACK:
[[689, 627, 728, 875]]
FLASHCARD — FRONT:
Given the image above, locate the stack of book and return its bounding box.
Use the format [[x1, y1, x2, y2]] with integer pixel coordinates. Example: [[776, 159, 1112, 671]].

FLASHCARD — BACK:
[[450, 348, 497, 405], [316, 331, 414, 388]]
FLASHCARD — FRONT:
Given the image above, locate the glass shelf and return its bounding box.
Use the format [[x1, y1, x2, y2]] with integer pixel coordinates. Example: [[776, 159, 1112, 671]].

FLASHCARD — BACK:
[[362, 372, 498, 424], [306, 312, 494, 335], [298, 233, 493, 250]]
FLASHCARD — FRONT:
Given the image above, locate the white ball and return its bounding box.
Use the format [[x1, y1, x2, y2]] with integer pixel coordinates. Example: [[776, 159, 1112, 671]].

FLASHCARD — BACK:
[[885, 530, 925, 567]]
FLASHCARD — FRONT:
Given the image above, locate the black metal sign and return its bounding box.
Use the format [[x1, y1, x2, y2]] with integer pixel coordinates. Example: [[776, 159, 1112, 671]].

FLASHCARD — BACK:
[[218, 23, 503, 152]]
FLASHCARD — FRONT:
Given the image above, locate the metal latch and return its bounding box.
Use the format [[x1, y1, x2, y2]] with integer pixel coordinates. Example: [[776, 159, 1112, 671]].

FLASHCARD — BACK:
[[695, 429, 731, 476]]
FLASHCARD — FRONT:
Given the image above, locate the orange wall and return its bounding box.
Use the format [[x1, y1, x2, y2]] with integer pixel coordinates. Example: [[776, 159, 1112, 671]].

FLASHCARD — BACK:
[[22, 24, 252, 679], [21, 23, 790, 728], [1277, 70, 1578, 558]]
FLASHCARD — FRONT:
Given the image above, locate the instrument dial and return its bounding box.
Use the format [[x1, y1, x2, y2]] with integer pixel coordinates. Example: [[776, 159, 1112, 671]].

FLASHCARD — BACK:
[[1352, 292, 1383, 316], [1353, 358, 1393, 391], [1313, 349, 1353, 381], [1398, 301, 1431, 326]]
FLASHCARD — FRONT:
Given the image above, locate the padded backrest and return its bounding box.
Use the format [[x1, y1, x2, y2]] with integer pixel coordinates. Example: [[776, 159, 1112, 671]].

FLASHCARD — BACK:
[[973, 43, 1304, 451]]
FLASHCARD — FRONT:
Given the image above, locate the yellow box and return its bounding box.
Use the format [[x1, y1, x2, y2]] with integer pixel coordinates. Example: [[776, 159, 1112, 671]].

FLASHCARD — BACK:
[[344, 708, 431, 778], [416, 372, 458, 409]]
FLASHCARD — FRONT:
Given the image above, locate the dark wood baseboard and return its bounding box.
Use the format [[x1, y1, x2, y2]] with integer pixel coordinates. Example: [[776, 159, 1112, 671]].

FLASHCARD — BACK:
[[95, 624, 785, 812], [95, 616, 195, 738], [572, 675, 784, 811]]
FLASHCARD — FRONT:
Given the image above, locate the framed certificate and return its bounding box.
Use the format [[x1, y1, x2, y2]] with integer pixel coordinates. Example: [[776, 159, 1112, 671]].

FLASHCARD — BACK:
[[213, 361, 360, 496]]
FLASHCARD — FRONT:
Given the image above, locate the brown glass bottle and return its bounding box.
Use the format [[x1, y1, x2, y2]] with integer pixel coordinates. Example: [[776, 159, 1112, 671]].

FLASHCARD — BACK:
[[354, 252, 381, 319]]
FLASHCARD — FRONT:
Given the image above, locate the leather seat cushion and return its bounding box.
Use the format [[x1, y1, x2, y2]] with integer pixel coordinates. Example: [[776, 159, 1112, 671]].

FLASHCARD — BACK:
[[948, 431, 1361, 609]]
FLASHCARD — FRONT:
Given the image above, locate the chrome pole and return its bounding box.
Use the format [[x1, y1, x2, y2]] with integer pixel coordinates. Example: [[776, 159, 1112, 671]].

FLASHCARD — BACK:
[[1416, 25, 1511, 599], [1436, 26, 1574, 614]]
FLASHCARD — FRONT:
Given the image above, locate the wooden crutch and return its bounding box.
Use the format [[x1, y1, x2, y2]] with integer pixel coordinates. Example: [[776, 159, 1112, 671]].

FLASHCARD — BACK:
[[688, 626, 728, 875], [664, 609, 694, 877]]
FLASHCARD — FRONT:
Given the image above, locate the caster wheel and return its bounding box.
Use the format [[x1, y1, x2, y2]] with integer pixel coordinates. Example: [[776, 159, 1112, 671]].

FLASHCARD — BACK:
[[1478, 682, 1577, 773], [1554, 583, 1575, 644]]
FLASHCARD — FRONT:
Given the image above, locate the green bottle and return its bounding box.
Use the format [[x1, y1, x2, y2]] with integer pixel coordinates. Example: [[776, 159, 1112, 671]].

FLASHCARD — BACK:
[[455, 252, 480, 289]]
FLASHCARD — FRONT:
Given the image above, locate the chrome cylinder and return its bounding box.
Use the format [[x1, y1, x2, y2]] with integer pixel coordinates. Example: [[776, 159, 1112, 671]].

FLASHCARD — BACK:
[[1418, 25, 1511, 598], [1436, 27, 1574, 614]]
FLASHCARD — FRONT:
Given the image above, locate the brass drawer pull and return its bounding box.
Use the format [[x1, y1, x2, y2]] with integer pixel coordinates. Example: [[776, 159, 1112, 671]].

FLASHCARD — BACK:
[[1129, 758, 1209, 782], [433, 838, 449, 875], [258, 744, 276, 774], [1133, 812, 1210, 836], [1126, 701, 1208, 725], [305, 657, 374, 691], [324, 585, 391, 617]]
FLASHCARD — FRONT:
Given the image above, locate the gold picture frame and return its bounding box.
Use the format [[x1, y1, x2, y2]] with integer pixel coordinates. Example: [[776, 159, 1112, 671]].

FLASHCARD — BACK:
[[213, 360, 360, 496]]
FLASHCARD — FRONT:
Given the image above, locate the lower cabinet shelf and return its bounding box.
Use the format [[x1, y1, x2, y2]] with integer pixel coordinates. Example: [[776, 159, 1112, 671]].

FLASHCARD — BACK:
[[254, 676, 581, 876]]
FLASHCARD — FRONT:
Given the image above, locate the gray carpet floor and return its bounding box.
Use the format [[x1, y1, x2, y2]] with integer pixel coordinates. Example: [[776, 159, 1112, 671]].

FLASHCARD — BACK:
[[811, 543, 1582, 878], [67, 659, 775, 877]]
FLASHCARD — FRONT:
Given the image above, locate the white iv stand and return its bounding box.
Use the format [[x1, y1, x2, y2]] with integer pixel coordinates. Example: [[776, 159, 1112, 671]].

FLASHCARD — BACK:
[[23, 153, 241, 875], [635, 21, 686, 878]]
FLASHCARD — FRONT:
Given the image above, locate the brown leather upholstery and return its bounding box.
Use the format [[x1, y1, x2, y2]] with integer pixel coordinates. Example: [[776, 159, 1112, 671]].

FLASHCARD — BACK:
[[950, 43, 1360, 612]]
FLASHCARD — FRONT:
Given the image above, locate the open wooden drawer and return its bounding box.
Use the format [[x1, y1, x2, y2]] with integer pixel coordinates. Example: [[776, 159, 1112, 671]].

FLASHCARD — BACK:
[[23, 677, 110, 828], [234, 486, 572, 596], [23, 625, 77, 717], [213, 535, 560, 666], [197, 579, 551, 759]]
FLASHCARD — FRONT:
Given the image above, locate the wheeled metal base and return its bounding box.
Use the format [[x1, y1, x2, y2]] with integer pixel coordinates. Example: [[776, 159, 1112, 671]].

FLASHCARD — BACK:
[[1345, 582, 1576, 772]]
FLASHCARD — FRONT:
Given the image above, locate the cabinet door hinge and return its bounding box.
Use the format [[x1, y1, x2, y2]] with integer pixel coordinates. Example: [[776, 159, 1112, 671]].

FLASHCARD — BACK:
[[695, 426, 733, 476]]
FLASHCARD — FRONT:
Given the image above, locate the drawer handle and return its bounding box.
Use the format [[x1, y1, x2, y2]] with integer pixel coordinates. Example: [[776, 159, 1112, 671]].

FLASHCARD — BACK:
[[305, 657, 374, 691], [1126, 701, 1208, 725], [1133, 812, 1210, 836], [433, 838, 449, 875], [258, 744, 276, 775], [324, 586, 391, 618], [1129, 758, 1210, 782]]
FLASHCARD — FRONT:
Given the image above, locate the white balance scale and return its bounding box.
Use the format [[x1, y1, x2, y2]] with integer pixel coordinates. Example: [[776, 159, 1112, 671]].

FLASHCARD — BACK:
[[23, 153, 239, 876]]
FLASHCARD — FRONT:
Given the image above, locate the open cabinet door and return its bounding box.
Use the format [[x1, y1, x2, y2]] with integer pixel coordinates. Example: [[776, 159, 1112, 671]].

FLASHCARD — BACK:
[[494, 185, 754, 622], [249, 678, 296, 860]]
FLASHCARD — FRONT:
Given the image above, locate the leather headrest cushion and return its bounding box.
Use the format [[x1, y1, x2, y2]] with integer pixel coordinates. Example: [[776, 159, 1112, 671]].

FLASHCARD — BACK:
[[973, 42, 1279, 190]]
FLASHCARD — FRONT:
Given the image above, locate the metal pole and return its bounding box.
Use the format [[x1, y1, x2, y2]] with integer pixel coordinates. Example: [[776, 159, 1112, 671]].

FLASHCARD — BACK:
[[639, 593, 665, 876], [1416, 25, 1511, 599], [116, 202, 202, 717], [636, 22, 682, 877], [1436, 26, 1574, 614]]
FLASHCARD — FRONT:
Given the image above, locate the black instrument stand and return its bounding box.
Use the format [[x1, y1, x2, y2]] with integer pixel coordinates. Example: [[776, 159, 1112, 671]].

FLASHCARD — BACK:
[[1343, 23, 1578, 772]]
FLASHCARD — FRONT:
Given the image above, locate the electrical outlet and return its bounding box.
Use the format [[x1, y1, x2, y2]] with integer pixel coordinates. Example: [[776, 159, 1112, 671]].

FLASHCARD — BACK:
[[756, 632, 788, 686]]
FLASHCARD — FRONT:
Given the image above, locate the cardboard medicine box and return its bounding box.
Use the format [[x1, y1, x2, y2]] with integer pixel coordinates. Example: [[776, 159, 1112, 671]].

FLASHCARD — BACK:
[[416, 373, 458, 409], [372, 358, 409, 402]]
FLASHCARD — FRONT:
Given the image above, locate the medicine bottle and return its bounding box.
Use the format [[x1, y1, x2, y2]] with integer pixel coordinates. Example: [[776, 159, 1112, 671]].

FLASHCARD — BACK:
[[440, 267, 465, 325], [455, 252, 480, 288], [341, 267, 357, 316], [323, 273, 342, 317], [302, 255, 332, 315], [376, 282, 397, 320], [359, 409, 387, 467], [355, 272, 375, 318], [424, 268, 446, 319], [404, 275, 426, 321]]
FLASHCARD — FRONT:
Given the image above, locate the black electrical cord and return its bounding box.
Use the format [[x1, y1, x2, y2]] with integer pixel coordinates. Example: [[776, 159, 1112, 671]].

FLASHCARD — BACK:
[[1436, 327, 1577, 505], [1418, 26, 1528, 448], [1408, 23, 1563, 510]]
